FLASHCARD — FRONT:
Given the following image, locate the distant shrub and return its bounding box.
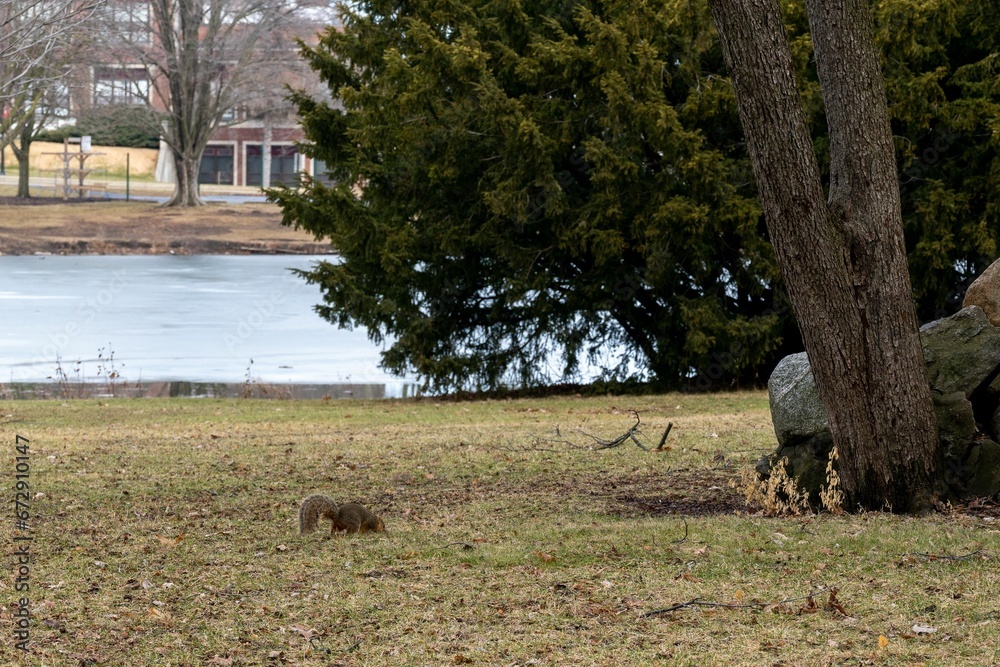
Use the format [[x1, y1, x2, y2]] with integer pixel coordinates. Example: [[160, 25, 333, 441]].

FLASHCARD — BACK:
[[37, 105, 161, 148]]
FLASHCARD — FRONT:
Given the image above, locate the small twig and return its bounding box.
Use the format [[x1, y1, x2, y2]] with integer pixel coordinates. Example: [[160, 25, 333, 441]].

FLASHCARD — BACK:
[[656, 422, 673, 451], [641, 585, 836, 618], [309, 637, 331, 654], [497, 435, 588, 453], [498, 443, 573, 453], [903, 549, 987, 562], [671, 517, 689, 545]]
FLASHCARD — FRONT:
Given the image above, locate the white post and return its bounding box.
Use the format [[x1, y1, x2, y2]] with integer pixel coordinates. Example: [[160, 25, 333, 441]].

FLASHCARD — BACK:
[[261, 117, 272, 189]]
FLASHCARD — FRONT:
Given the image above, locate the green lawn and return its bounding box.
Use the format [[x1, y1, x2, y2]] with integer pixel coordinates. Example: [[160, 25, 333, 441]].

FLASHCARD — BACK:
[[3, 393, 997, 666]]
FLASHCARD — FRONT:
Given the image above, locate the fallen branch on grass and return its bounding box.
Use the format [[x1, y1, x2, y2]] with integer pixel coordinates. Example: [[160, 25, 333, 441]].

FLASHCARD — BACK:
[[900, 549, 988, 563], [583, 410, 648, 451], [641, 585, 844, 618], [520, 411, 671, 454]]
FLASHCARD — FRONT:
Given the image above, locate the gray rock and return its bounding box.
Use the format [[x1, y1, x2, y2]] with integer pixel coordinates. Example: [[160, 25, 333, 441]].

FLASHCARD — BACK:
[[767, 352, 828, 447], [933, 392, 977, 489], [766, 305, 1000, 501], [965, 440, 1000, 498], [963, 258, 1000, 327], [990, 374, 1000, 399], [920, 306, 1000, 396], [993, 405, 1000, 443]]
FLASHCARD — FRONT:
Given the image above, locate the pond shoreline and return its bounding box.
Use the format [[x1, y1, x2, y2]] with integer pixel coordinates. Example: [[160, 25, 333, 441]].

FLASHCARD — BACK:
[[2, 379, 417, 400], [0, 196, 333, 256], [1, 238, 333, 256]]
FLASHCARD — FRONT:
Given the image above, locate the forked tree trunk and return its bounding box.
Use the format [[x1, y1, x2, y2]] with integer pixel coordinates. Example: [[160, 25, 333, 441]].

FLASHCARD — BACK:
[[707, 0, 941, 511], [166, 148, 205, 207]]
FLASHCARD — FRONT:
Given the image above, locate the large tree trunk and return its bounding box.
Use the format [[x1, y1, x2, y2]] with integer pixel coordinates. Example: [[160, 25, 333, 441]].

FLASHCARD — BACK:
[[15, 147, 30, 198], [166, 147, 205, 207], [11, 116, 33, 199], [707, 0, 941, 511]]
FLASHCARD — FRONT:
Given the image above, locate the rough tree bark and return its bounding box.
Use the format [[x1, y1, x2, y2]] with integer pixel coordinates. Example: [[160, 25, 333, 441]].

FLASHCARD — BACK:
[[10, 112, 35, 199], [169, 147, 205, 207], [707, 0, 941, 511]]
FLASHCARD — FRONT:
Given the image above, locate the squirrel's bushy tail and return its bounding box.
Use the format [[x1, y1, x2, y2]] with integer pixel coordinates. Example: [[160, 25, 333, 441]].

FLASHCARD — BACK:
[[299, 495, 338, 534]]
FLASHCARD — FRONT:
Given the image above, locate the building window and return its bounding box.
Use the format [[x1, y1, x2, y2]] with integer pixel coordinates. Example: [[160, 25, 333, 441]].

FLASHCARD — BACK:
[[199, 145, 234, 185], [109, 1, 150, 44], [246, 144, 299, 187], [312, 158, 332, 185], [93, 67, 150, 105]]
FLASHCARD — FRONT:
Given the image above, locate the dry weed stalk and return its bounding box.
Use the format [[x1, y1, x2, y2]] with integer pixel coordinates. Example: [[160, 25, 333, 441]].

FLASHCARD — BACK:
[[819, 447, 844, 514], [734, 456, 810, 515]]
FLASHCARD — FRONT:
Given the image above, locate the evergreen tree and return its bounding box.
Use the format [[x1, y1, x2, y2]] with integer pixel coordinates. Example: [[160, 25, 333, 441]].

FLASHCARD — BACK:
[[271, 0, 790, 392], [273, 0, 1000, 393], [877, 0, 1000, 320]]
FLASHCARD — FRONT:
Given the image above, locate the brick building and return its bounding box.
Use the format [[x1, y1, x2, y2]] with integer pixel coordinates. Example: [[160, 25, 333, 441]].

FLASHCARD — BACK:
[[161, 120, 310, 188], [78, 0, 331, 189]]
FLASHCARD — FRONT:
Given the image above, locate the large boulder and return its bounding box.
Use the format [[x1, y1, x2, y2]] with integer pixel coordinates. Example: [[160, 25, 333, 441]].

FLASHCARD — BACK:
[[965, 439, 1000, 498], [993, 405, 1000, 446], [963, 258, 1000, 327], [932, 391, 978, 490], [767, 352, 827, 446], [920, 306, 1000, 396], [765, 352, 833, 499], [765, 305, 1000, 500]]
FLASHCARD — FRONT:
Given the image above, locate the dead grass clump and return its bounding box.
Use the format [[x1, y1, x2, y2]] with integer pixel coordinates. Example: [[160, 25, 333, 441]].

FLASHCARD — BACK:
[[819, 446, 845, 514], [734, 456, 810, 515]]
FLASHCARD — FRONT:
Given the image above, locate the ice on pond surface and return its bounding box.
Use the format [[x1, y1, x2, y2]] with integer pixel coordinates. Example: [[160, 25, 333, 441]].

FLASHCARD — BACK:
[[0, 255, 413, 394]]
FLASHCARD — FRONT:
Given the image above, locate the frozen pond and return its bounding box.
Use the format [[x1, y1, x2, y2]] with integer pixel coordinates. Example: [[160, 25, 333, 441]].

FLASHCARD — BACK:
[[0, 255, 415, 396]]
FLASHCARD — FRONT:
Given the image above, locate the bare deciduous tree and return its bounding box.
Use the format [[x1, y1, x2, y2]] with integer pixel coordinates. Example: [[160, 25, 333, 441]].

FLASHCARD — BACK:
[[1, 0, 98, 197], [93, 0, 332, 206]]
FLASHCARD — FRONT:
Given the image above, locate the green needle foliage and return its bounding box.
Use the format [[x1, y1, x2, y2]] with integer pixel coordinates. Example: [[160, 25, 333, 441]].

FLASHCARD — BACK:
[[875, 0, 1000, 320], [271, 0, 1000, 394], [270, 0, 788, 393], [787, 0, 1000, 321]]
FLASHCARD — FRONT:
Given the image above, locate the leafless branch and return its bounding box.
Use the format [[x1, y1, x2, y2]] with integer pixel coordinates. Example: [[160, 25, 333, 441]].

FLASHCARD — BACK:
[[641, 585, 840, 618], [588, 410, 648, 451], [0, 0, 97, 85], [521, 411, 670, 454]]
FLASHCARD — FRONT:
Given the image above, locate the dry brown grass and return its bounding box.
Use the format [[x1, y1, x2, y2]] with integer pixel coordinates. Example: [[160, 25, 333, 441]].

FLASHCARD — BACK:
[[2, 393, 998, 666], [0, 198, 330, 255]]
